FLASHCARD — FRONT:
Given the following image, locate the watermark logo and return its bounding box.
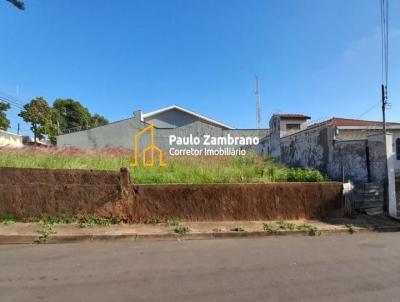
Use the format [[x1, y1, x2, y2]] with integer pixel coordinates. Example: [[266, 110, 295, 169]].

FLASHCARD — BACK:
[[130, 124, 166, 167]]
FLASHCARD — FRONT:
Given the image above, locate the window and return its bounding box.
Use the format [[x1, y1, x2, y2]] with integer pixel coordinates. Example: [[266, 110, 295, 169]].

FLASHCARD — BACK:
[[396, 138, 400, 160], [286, 123, 301, 131]]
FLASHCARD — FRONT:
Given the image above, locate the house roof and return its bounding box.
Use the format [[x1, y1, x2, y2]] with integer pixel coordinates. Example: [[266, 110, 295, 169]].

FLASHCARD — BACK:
[[281, 116, 400, 139], [142, 105, 234, 129], [328, 117, 400, 127], [277, 114, 311, 120], [303, 117, 400, 133]]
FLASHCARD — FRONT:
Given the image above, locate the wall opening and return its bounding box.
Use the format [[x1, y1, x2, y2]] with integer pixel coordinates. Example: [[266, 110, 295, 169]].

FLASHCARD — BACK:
[[396, 138, 400, 160]]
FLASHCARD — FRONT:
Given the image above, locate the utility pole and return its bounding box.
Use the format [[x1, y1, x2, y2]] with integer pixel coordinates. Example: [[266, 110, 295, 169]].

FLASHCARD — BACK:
[[381, 83, 389, 213], [381, 84, 387, 137], [380, 0, 390, 213], [255, 76, 261, 129]]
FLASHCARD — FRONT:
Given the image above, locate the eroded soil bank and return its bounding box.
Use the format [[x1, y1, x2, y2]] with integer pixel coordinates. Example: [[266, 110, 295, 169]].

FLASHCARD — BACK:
[[0, 167, 342, 222]]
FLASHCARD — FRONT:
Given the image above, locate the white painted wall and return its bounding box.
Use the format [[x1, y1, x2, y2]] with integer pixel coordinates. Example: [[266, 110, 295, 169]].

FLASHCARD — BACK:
[[0, 130, 23, 148], [386, 134, 398, 218]]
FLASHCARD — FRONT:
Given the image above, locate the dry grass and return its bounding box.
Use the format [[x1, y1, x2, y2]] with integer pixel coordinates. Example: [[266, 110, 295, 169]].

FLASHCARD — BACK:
[[0, 146, 329, 183]]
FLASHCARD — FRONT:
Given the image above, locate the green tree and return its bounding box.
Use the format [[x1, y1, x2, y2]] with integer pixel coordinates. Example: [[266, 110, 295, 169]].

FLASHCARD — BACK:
[[6, 0, 25, 10], [44, 109, 59, 144], [18, 97, 52, 142], [53, 99, 91, 133], [0, 102, 11, 131], [90, 113, 109, 128], [53, 99, 108, 133]]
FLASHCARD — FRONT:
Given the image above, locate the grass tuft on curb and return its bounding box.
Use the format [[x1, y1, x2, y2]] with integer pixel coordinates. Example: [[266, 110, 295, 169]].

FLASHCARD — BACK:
[[345, 224, 357, 234], [37, 224, 56, 242], [263, 221, 321, 236], [79, 216, 117, 228], [174, 225, 191, 235]]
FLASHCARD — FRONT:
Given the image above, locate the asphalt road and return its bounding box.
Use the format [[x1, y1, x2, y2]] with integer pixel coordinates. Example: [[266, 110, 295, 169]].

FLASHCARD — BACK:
[[1, 233, 400, 302]]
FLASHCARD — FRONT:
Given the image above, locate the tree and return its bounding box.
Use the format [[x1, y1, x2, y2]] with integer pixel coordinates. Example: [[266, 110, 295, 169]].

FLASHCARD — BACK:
[[53, 98, 108, 133], [53, 99, 92, 133], [6, 0, 25, 10], [90, 113, 109, 128], [0, 102, 11, 131], [18, 97, 52, 142], [43, 109, 59, 145]]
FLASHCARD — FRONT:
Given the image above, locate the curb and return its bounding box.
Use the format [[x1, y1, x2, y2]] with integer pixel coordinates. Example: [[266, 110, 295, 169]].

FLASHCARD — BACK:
[[0, 226, 399, 244]]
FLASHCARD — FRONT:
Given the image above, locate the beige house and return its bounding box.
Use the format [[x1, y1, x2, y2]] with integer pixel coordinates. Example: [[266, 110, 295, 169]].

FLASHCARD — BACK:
[[0, 130, 23, 148]]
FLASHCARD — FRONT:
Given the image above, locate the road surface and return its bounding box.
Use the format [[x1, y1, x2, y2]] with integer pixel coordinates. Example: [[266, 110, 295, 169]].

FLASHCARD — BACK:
[[1, 233, 400, 302]]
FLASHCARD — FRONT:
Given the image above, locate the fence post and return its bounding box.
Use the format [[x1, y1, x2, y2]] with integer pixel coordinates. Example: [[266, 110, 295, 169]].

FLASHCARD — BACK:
[[119, 167, 131, 198]]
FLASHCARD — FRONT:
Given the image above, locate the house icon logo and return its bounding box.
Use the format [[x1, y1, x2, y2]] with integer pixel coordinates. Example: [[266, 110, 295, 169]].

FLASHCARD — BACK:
[[130, 124, 166, 167]]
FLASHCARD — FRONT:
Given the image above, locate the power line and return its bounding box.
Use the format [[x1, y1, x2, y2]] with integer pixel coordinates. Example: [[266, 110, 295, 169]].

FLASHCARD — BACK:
[[354, 101, 381, 119], [380, 0, 389, 136], [0, 89, 25, 106], [380, 0, 389, 87], [0, 96, 24, 110]]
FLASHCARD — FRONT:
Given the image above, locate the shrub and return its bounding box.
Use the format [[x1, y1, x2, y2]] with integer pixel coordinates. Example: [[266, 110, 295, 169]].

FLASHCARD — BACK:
[[166, 218, 181, 227], [0, 214, 17, 225], [263, 223, 279, 233], [296, 223, 321, 236], [37, 224, 56, 242], [286, 168, 328, 182], [40, 215, 75, 225], [277, 220, 297, 231], [174, 225, 190, 234], [79, 216, 114, 228]]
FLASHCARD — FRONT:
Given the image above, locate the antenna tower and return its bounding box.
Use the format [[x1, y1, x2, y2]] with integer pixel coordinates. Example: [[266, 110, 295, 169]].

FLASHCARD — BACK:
[[255, 76, 261, 128]]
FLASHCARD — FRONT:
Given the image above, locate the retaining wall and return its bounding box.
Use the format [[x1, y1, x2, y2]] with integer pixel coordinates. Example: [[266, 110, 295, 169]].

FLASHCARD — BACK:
[[0, 168, 343, 221]]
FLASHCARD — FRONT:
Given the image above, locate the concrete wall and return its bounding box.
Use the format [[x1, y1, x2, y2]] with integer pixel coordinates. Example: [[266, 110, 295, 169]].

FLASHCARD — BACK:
[[389, 132, 400, 171], [57, 115, 269, 152], [336, 128, 400, 173], [276, 128, 392, 185], [57, 117, 144, 149], [280, 118, 308, 137], [269, 115, 281, 158], [279, 125, 333, 173], [328, 140, 368, 183], [260, 117, 397, 185], [278, 129, 389, 184], [367, 134, 387, 184], [0, 130, 23, 148], [251, 135, 270, 155]]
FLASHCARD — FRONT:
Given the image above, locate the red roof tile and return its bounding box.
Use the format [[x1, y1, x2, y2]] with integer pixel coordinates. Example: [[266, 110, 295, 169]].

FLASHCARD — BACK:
[[328, 117, 400, 127]]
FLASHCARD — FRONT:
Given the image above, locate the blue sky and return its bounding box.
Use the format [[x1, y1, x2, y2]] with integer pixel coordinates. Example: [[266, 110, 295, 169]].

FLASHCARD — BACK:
[[1, 0, 399, 134]]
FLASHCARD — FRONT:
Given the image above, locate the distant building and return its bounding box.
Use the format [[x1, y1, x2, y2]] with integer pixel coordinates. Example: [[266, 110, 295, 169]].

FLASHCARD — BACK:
[[57, 105, 269, 150], [22, 136, 50, 147], [255, 114, 400, 184], [0, 130, 23, 148]]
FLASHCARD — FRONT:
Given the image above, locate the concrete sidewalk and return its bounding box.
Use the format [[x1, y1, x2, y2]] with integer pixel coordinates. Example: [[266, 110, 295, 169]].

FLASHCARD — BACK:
[[1, 215, 399, 244]]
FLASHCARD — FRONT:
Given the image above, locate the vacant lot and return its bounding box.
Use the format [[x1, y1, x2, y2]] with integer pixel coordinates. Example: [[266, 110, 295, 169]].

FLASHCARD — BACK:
[[0, 146, 328, 183]]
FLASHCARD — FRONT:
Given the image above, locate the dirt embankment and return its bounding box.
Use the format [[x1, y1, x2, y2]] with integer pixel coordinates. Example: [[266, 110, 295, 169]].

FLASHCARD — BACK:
[[0, 168, 120, 218], [0, 167, 343, 221]]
